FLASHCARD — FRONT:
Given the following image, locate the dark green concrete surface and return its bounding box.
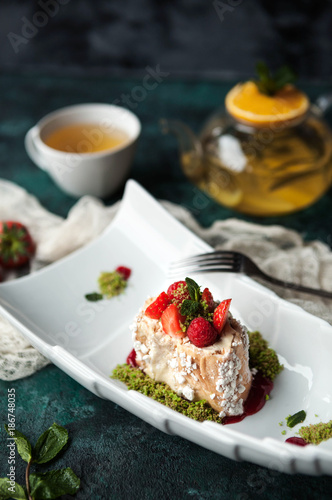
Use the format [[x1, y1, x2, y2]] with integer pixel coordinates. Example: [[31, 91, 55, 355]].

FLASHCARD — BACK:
[[0, 72, 332, 499]]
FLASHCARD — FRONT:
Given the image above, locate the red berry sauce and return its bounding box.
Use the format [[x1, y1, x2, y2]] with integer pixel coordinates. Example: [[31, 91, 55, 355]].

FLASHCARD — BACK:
[[223, 371, 274, 425], [126, 348, 137, 367], [285, 437, 308, 447]]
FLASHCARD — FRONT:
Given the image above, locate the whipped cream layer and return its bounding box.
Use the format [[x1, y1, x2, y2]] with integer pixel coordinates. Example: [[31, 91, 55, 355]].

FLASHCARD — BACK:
[[132, 298, 252, 418]]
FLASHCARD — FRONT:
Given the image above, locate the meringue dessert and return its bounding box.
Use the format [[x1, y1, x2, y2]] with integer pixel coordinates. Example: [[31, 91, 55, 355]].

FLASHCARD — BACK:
[[131, 278, 252, 419]]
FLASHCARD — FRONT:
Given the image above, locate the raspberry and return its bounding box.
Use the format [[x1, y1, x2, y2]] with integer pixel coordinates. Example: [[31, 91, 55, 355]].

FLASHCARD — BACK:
[[145, 292, 170, 319], [116, 266, 131, 280], [186, 317, 218, 348]]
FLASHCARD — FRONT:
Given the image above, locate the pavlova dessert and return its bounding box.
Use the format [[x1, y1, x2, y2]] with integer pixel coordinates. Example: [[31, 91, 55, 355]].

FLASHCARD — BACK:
[[131, 278, 252, 419]]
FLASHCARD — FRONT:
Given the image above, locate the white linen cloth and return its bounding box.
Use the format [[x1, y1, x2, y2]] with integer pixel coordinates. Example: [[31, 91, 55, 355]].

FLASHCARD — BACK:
[[0, 180, 331, 381]]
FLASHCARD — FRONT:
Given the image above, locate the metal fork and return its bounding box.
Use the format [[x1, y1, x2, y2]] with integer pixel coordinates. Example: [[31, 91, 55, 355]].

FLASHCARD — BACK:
[[169, 250, 332, 299]]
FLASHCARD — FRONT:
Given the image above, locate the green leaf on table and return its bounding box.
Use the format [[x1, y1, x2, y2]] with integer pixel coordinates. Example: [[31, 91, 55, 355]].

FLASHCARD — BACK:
[[33, 423, 68, 464], [185, 277, 201, 302], [0, 478, 27, 499], [29, 468, 80, 499], [4, 425, 32, 463]]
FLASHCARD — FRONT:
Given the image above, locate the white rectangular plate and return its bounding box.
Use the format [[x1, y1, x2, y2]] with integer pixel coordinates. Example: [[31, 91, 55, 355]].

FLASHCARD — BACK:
[[0, 179, 331, 476]]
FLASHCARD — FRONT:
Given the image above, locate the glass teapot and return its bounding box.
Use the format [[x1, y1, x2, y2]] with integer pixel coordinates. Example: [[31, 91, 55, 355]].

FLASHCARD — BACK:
[[162, 93, 332, 217]]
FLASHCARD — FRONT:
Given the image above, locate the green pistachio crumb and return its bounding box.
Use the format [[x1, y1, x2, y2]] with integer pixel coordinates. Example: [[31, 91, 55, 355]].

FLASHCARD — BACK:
[[281, 430, 287, 435], [279, 422, 283, 426], [98, 271, 127, 298], [111, 364, 224, 424], [315, 414, 319, 418], [265, 394, 270, 401], [248, 331, 284, 381], [299, 420, 332, 445]]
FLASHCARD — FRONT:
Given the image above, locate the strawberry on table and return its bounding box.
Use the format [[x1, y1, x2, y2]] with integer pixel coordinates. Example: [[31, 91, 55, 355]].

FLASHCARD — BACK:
[[161, 303, 186, 338], [213, 298, 232, 334], [145, 292, 170, 319], [0, 221, 35, 268]]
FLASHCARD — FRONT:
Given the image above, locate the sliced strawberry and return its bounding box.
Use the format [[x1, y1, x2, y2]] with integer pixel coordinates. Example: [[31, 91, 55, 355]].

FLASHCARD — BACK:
[[161, 303, 186, 338], [187, 317, 218, 348], [116, 266, 131, 280], [167, 280, 191, 308], [201, 287, 214, 312], [213, 298, 232, 334], [145, 292, 170, 319]]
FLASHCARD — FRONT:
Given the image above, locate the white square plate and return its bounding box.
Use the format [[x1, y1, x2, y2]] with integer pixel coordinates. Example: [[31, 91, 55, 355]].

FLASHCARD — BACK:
[[0, 180, 331, 475]]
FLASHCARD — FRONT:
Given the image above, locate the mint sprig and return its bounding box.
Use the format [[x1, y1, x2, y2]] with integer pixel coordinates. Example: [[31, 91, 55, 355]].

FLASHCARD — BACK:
[[253, 61, 296, 96], [180, 278, 201, 317], [185, 277, 201, 302], [181, 299, 200, 317], [180, 278, 213, 326], [2, 423, 80, 500]]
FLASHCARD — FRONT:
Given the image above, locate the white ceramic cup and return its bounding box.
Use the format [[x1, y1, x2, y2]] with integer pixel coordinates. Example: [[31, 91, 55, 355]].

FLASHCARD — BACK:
[[24, 103, 141, 198]]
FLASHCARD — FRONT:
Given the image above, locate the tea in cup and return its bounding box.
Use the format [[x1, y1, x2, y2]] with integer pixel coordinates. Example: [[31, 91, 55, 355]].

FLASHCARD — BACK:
[[25, 103, 141, 198]]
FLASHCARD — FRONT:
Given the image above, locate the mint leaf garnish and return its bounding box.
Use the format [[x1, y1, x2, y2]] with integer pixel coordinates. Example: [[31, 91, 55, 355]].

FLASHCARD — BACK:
[[181, 299, 200, 317], [185, 277, 201, 302], [85, 292, 103, 302], [29, 468, 80, 499], [34, 423, 68, 464], [5, 425, 32, 463], [253, 61, 296, 96], [286, 410, 306, 428]]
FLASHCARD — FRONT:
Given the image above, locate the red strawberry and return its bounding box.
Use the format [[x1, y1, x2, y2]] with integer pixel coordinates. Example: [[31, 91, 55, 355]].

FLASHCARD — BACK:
[[161, 303, 186, 338], [145, 292, 169, 319], [213, 299, 232, 334], [167, 280, 191, 308], [145, 292, 170, 319], [201, 287, 214, 312], [0, 221, 35, 268], [116, 266, 131, 280], [187, 317, 218, 348]]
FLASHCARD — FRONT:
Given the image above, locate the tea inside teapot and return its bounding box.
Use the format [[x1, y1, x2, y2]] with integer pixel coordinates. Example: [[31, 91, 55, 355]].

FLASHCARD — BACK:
[[163, 67, 332, 217]]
